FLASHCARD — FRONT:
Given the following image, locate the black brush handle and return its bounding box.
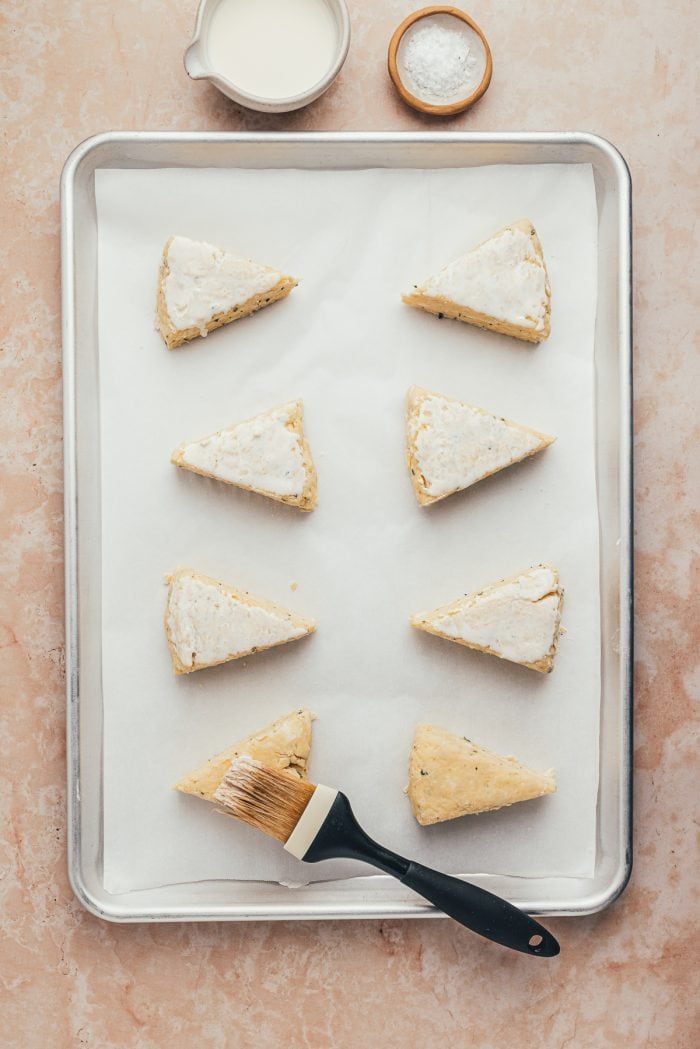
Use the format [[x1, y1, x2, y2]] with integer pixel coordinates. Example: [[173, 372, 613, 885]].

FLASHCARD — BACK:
[[305, 792, 559, 958], [398, 861, 559, 957]]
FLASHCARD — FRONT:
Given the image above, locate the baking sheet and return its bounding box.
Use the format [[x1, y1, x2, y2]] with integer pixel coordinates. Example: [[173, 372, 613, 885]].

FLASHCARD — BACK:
[[96, 163, 600, 895]]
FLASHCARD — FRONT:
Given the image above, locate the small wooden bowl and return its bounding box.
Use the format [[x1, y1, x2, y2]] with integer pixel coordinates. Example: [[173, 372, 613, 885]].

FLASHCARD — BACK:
[[388, 6, 493, 117]]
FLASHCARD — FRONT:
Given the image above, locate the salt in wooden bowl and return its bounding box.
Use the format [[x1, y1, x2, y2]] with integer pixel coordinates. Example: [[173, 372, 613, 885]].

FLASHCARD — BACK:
[[388, 6, 493, 116]]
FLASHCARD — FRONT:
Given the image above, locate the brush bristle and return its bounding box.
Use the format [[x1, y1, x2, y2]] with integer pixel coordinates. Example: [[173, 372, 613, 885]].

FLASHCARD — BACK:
[[213, 757, 316, 843]]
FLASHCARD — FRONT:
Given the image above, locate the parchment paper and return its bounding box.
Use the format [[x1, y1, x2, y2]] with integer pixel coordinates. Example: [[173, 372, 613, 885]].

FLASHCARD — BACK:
[[96, 163, 600, 894]]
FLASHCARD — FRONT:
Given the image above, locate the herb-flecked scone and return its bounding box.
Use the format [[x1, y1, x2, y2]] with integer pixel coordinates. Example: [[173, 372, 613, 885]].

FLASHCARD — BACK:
[[164, 567, 315, 675], [171, 400, 317, 511], [411, 565, 563, 673], [402, 219, 551, 343], [406, 385, 555, 505], [407, 723, 556, 826], [156, 235, 297, 349], [174, 709, 314, 801]]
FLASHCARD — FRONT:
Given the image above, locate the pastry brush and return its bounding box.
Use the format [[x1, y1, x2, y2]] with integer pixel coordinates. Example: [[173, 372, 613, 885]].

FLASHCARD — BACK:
[[213, 757, 559, 957]]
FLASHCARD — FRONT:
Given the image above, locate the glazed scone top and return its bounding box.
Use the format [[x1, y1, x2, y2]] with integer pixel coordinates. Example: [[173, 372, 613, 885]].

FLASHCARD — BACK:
[[176, 401, 308, 499], [166, 570, 310, 670], [417, 224, 549, 333], [163, 236, 286, 336], [420, 566, 562, 667], [409, 389, 551, 499]]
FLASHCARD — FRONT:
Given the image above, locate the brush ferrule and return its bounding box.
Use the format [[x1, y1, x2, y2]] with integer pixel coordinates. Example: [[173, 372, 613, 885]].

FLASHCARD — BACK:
[[284, 784, 338, 860]]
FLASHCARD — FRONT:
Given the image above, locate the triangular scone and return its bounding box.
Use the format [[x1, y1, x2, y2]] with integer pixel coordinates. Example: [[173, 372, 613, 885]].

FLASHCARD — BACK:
[[171, 400, 317, 511], [165, 567, 315, 675], [402, 220, 551, 343], [156, 235, 297, 349], [407, 723, 556, 826], [174, 709, 314, 801], [406, 386, 555, 505], [411, 565, 563, 673]]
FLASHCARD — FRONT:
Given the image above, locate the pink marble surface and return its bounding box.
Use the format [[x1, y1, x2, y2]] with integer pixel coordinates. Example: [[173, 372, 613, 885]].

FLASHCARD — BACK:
[[1, 1, 698, 1045]]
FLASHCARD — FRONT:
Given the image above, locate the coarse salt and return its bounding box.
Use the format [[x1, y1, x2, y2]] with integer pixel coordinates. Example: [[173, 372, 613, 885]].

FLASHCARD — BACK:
[[403, 23, 479, 102]]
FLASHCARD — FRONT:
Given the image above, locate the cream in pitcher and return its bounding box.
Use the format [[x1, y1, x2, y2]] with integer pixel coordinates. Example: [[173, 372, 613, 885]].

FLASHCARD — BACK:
[[207, 0, 339, 99]]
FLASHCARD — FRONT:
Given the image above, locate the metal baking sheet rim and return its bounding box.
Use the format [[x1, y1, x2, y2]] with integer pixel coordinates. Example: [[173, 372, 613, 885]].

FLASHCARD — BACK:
[[61, 131, 632, 923]]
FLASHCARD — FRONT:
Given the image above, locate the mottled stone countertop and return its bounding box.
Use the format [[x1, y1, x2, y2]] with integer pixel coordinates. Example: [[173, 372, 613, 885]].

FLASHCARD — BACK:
[[1, 1, 697, 1046]]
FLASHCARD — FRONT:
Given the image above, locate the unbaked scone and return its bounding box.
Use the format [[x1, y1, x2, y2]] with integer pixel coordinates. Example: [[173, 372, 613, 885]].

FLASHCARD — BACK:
[[171, 400, 317, 511], [156, 235, 297, 349], [402, 219, 551, 343], [174, 708, 314, 801], [165, 567, 315, 675], [407, 723, 556, 826], [411, 565, 563, 673], [406, 385, 555, 505]]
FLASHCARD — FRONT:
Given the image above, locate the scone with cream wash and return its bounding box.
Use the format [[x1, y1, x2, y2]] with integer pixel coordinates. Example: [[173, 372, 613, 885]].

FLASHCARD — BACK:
[[406, 385, 555, 505], [165, 567, 315, 675], [156, 235, 297, 349], [411, 565, 563, 673], [174, 708, 314, 801], [407, 723, 556, 826], [172, 399, 317, 511], [403, 219, 551, 343]]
